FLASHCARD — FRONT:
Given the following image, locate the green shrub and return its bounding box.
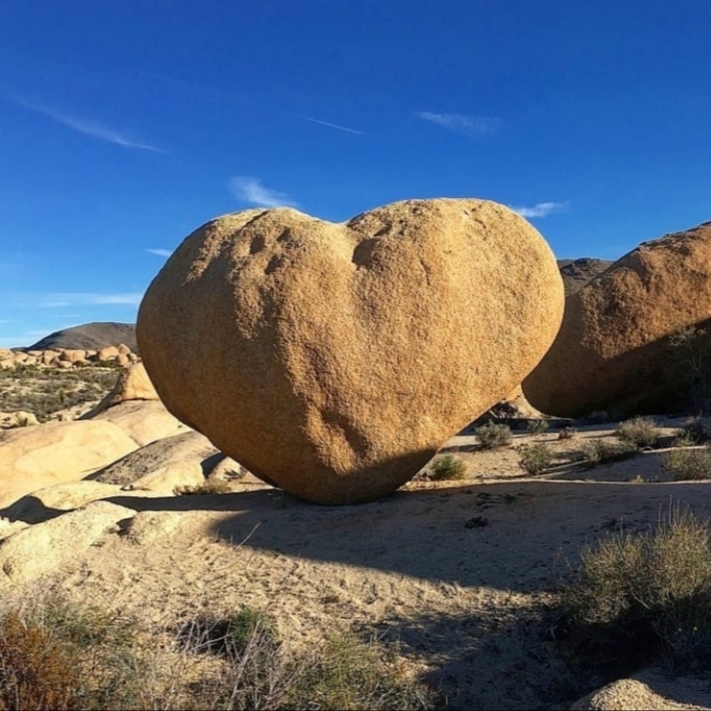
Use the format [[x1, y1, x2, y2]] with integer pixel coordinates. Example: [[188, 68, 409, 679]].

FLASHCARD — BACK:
[[563, 506, 711, 663], [526, 419, 549, 435], [427, 455, 468, 481], [576, 439, 638, 468], [518, 443, 554, 475], [476, 422, 513, 450], [661, 447, 711, 481], [615, 417, 661, 448]]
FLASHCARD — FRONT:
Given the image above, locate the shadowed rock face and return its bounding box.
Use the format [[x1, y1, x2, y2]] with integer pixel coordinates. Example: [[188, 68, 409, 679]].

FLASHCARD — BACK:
[[26, 322, 137, 351], [526, 221, 711, 418], [137, 199, 564, 504]]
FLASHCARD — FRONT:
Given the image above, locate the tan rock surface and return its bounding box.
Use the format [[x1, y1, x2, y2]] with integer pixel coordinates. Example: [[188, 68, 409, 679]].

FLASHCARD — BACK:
[[0, 420, 138, 508], [98, 345, 120, 361], [525, 221, 711, 418], [59, 348, 87, 363], [89, 430, 219, 487], [0, 501, 134, 587], [81, 362, 159, 418], [89, 400, 190, 446], [137, 199, 564, 504]]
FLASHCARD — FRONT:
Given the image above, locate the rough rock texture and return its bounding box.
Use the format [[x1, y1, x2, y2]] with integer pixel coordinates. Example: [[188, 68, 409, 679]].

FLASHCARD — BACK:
[[525, 222, 711, 418], [89, 400, 189, 446], [558, 258, 613, 296], [82, 362, 158, 418], [0, 420, 138, 508], [138, 199, 564, 504], [0, 501, 134, 588], [89, 431, 219, 487]]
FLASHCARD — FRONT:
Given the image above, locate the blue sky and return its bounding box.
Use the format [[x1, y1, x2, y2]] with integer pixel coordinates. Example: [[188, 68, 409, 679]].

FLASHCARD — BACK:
[[2, 0, 711, 347]]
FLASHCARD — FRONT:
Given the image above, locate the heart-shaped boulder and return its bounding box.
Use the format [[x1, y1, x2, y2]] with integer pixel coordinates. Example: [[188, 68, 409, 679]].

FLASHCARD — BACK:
[[137, 199, 564, 504]]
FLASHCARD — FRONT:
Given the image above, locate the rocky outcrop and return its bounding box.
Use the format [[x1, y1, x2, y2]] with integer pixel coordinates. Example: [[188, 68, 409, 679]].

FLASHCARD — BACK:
[[525, 221, 711, 418], [138, 198, 564, 504], [0, 421, 138, 508]]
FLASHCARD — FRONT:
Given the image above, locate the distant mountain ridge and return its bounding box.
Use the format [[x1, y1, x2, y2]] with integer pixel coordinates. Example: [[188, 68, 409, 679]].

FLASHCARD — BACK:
[[557, 258, 613, 296], [26, 322, 137, 351]]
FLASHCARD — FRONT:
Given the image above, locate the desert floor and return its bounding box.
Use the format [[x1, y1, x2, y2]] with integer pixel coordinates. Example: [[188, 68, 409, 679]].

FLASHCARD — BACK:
[[2, 410, 709, 709]]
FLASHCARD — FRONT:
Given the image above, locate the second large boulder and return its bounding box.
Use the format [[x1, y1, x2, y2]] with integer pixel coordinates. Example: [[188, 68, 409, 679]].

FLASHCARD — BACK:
[[524, 221, 711, 418]]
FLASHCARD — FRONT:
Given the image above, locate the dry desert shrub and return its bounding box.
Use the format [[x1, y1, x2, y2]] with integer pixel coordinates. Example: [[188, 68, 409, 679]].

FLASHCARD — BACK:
[[475, 421, 513, 449], [615, 416, 662, 448], [661, 447, 711, 481], [563, 505, 711, 664], [0, 597, 141, 711], [526, 419, 550, 435], [426, 454, 468, 481], [517, 442, 554, 475], [576, 439, 638, 468], [286, 632, 436, 711], [0, 596, 437, 711], [175, 480, 231, 496]]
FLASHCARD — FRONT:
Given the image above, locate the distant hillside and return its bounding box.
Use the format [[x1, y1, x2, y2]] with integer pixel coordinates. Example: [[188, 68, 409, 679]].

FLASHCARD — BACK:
[[557, 258, 613, 296], [26, 322, 137, 351]]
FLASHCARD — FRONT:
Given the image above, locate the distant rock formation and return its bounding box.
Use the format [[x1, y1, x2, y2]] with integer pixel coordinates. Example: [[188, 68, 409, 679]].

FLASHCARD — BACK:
[[26, 322, 137, 351], [138, 198, 564, 504], [557, 258, 613, 296]]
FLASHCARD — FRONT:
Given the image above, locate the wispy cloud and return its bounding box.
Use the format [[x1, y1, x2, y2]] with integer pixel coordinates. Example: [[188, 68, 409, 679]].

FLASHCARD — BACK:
[[416, 111, 501, 137], [510, 201, 569, 218], [11, 97, 164, 153], [299, 115, 363, 135], [41, 292, 143, 308], [129, 69, 248, 105], [146, 248, 173, 258], [229, 177, 298, 208]]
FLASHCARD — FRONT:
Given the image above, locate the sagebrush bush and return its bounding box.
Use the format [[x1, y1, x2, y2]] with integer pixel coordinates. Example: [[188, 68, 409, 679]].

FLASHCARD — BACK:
[[476, 422, 513, 450], [615, 417, 661, 448], [661, 447, 711, 481], [526, 419, 549, 435], [427, 455, 467, 481], [518, 443, 554, 475], [577, 439, 638, 468], [563, 506, 711, 663]]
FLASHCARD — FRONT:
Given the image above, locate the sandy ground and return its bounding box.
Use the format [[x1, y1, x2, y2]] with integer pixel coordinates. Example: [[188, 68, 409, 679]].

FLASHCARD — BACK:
[[3, 418, 708, 709]]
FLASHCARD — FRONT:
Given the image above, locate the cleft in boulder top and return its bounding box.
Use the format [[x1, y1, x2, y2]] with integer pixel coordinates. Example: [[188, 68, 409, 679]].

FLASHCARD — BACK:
[[137, 198, 564, 504]]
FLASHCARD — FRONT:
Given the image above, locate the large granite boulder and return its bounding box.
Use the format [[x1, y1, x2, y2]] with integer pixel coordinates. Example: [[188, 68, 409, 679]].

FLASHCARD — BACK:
[[525, 221, 711, 418], [137, 198, 564, 504]]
